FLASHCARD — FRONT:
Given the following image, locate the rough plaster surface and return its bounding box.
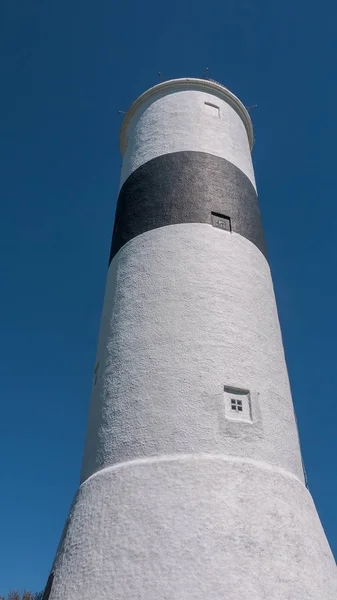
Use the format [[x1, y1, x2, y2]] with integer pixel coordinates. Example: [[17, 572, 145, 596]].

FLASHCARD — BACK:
[[81, 225, 303, 483], [119, 88, 256, 190], [48, 81, 337, 597], [120, 79, 254, 152], [110, 151, 266, 262], [51, 456, 337, 599]]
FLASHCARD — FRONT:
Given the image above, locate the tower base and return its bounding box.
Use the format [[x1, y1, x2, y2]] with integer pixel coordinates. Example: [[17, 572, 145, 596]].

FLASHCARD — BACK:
[[50, 455, 337, 599]]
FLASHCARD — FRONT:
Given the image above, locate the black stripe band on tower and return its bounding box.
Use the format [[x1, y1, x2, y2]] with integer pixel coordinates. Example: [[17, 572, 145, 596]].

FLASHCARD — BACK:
[[109, 151, 267, 264]]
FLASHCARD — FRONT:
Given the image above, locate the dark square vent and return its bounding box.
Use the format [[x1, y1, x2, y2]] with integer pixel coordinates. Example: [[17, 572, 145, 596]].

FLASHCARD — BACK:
[[211, 212, 231, 232]]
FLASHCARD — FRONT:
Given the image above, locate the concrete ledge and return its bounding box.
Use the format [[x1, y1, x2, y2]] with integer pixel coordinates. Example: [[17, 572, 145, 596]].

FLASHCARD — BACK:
[[82, 452, 303, 487]]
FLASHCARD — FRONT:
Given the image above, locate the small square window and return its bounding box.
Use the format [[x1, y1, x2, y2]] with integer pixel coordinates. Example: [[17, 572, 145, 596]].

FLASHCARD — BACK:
[[224, 386, 252, 422], [231, 398, 243, 412], [211, 212, 231, 232], [204, 102, 220, 117]]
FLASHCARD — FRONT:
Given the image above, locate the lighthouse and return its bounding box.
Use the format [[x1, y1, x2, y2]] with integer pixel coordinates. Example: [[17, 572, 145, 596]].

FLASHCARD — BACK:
[[45, 78, 337, 599]]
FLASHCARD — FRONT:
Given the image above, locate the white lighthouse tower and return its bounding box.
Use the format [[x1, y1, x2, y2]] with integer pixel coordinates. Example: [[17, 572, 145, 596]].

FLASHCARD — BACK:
[[45, 78, 337, 599]]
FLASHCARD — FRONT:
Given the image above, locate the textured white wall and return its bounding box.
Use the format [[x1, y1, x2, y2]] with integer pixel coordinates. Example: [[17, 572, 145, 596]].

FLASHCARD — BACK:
[[119, 87, 256, 190], [52, 455, 337, 599], [81, 225, 303, 483], [50, 80, 337, 598]]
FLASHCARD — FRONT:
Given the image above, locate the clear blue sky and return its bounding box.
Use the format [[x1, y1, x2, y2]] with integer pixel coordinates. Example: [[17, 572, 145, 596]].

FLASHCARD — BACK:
[[1, 0, 336, 594]]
